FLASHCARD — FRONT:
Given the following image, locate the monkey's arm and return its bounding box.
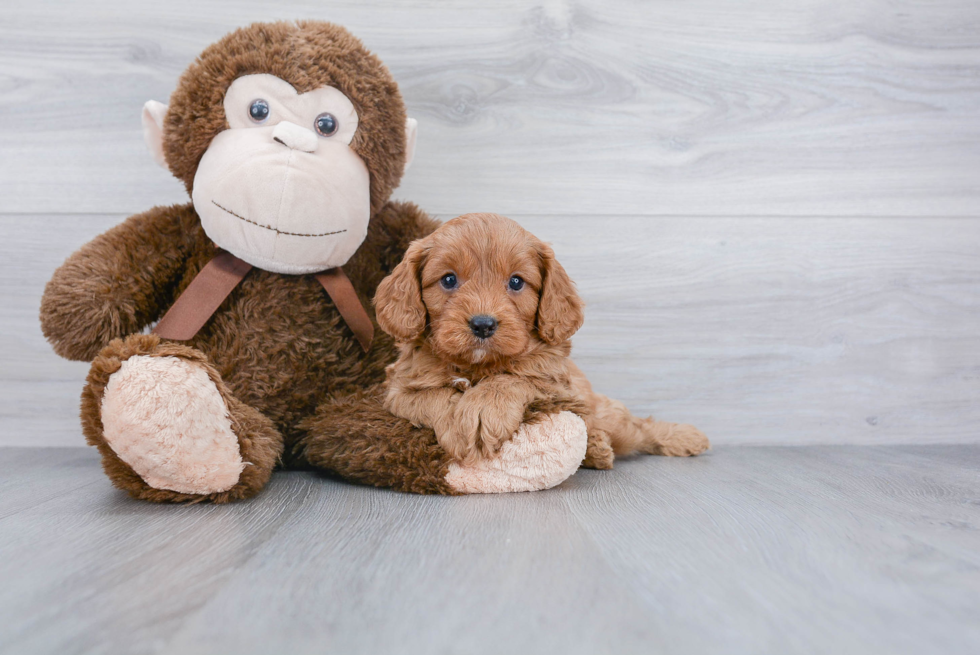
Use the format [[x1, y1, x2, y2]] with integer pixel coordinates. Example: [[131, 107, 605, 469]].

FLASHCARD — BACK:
[[40, 203, 200, 361]]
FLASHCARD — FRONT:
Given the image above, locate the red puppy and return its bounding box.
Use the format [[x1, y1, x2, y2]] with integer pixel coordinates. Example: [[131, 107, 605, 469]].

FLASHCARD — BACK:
[[374, 213, 709, 467]]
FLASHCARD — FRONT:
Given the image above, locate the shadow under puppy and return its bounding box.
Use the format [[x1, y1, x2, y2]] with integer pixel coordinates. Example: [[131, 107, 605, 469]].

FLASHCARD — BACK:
[[375, 212, 709, 469]]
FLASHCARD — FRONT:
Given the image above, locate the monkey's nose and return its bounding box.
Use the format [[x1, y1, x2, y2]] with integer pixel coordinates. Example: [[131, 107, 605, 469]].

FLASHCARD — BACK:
[[469, 315, 498, 339], [271, 121, 318, 153]]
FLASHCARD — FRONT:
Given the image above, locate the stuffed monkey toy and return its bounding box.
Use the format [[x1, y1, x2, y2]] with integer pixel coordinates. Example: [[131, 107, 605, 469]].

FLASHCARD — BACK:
[[39, 21, 588, 502]]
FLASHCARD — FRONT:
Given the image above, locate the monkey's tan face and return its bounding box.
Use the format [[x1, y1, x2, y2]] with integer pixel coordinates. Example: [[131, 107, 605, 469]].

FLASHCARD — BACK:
[[190, 74, 371, 274]]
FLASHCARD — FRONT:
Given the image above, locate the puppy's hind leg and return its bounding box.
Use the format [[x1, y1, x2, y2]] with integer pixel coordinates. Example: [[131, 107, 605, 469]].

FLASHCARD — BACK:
[[591, 392, 710, 458], [635, 416, 710, 457], [582, 428, 615, 470]]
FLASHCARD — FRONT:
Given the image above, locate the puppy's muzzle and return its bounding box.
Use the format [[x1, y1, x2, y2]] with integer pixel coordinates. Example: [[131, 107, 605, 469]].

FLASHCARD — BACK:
[[469, 315, 498, 339]]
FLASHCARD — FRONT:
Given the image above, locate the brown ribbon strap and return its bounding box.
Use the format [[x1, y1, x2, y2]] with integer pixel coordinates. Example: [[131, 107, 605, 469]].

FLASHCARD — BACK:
[[152, 252, 373, 352], [315, 267, 374, 352], [152, 251, 253, 341]]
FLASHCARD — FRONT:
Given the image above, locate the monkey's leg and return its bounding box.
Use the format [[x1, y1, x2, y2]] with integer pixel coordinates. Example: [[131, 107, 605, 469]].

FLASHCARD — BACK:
[[296, 386, 587, 494], [82, 334, 283, 503], [296, 385, 457, 494]]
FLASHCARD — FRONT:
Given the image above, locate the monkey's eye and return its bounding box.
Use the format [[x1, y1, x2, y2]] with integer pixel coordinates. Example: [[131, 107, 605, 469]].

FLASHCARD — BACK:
[[440, 273, 458, 290], [315, 112, 339, 137], [248, 99, 270, 123], [509, 275, 525, 291]]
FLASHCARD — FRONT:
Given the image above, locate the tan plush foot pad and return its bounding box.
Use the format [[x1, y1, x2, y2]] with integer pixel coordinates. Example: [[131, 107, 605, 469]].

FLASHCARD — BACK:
[[445, 411, 588, 494], [100, 355, 244, 495]]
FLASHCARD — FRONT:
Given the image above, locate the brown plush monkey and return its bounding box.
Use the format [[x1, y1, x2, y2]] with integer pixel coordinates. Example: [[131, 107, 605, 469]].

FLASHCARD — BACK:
[[39, 21, 588, 502]]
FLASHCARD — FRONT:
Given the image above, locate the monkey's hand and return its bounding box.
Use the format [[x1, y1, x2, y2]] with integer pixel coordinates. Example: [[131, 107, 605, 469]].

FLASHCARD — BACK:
[[40, 205, 196, 361]]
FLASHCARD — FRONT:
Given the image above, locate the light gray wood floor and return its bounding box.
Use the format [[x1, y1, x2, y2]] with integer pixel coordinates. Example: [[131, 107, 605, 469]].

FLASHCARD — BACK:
[[2, 445, 978, 655]]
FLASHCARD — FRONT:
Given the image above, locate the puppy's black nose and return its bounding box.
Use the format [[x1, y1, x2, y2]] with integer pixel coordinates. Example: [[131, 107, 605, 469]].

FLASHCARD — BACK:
[[469, 315, 498, 339]]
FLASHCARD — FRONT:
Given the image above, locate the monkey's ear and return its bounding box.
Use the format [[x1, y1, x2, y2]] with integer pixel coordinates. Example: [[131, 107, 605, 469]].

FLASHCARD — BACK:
[[403, 117, 418, 174], [374, 239, 428, 342], [535, 240, 585, 345], [141, 100, 169, 169]]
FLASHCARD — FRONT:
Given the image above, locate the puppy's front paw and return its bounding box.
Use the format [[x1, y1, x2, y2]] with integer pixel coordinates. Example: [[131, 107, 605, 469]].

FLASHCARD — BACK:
[[450, 393, 525, 463], [478, 403, 525, 458], [435, 423, 477, 464]]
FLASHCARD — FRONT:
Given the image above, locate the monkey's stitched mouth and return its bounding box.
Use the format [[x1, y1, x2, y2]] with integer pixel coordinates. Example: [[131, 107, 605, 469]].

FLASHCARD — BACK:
[[212, 200, 347, 238]]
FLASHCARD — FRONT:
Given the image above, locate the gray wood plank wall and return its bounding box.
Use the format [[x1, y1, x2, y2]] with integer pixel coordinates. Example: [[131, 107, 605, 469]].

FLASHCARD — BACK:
[[2, 0, 978, 446]]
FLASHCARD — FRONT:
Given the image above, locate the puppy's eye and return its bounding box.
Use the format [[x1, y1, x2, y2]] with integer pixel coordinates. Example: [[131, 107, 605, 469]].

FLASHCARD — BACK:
[[248, 99, 270, 123], [440, 273, 458, 290], [509, 275, 525, 291]]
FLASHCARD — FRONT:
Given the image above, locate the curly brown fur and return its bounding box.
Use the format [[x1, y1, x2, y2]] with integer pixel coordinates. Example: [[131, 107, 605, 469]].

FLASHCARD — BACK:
[[40, 21, 454, 501], [53, 199, 441, 500], [40, 204, 200, 362], [298, 385, 459, 495], [375, 213, 711, 467], [43, 199, 437, 440], [522, 394, 589, 425]]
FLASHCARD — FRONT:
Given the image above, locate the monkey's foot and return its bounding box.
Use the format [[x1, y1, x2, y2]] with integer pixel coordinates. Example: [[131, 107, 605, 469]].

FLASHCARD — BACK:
[[445, 411, 588, 493], [100, 354, 245, 495]]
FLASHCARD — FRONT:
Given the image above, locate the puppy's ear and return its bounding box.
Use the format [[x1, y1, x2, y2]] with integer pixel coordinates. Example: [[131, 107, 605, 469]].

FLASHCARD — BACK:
[[535, 240, 584, 345], [375, 239, 429, 341]]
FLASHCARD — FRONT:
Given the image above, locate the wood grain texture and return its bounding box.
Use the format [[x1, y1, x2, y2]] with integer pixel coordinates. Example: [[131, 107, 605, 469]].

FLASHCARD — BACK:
[[3, 1, 980, 446], [0, 445, 977, 655], [1, 0, 979, 216], [6, 213, 978, 447], [4, 4, 979, 654]]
